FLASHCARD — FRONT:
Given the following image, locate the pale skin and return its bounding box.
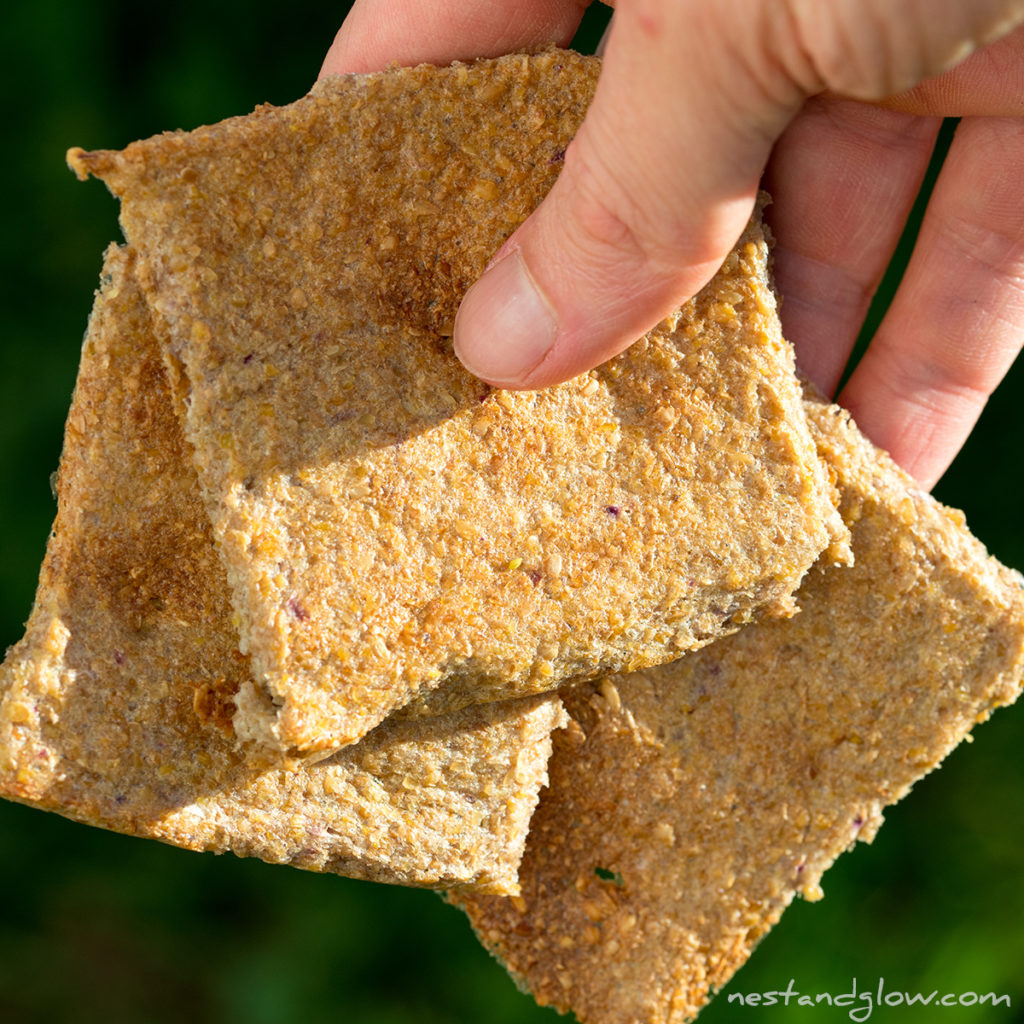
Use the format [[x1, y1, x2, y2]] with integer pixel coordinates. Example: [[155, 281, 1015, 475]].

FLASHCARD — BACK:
[[321, 0, 1024, 490]]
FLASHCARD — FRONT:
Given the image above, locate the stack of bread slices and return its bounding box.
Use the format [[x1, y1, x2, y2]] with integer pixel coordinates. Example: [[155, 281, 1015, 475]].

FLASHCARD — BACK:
[[2, 50, 1022, 1024]]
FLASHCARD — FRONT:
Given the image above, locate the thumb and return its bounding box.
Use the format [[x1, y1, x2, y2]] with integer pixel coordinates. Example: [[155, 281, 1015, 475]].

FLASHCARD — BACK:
[[453, 0, 1024, 389], [453, 1, 795, 388]]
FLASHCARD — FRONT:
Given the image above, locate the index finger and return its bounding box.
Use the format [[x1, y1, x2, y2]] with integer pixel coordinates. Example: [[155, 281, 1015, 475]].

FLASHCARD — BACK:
[[878, 23, 1024, 116], [320, 0, 592, 77]]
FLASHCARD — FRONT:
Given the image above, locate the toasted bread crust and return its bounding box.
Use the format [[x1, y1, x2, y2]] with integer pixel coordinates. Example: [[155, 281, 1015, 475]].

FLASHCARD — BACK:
[[73, 51, 845, 754], [0, 246, 566, 894], [452, 392, 1024, 1023]]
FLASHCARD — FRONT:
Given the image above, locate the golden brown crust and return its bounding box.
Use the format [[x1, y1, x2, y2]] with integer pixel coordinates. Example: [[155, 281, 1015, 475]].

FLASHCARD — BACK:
[[452, 390, 1024, 1023], [0, 246, 566, 894], [73, 50, 845, 755]]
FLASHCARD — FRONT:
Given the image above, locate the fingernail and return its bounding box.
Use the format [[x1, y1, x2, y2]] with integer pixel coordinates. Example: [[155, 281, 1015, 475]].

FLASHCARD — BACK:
[[453, 249, 557, 385]]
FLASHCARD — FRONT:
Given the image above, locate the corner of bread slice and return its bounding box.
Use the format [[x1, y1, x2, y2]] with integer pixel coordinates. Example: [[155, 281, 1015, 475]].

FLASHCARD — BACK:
[[450, 397, 1024, 1024]]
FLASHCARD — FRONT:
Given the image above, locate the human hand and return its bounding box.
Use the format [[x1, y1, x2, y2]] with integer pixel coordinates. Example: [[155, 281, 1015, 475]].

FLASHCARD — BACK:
[[321, 0, 1024, 489]]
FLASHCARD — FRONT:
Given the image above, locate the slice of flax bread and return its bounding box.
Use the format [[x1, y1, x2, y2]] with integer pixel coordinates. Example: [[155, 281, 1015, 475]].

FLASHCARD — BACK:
[[0, 246, 566, 895], [451, 391, 1024, 1022], [68, 49, 847, 756]]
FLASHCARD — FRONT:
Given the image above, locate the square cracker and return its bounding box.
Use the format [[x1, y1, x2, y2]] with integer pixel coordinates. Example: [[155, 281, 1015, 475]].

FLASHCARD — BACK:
[[452, 392, 1024, 1021], [0, 245, 565, 895], [70, 49, 847, 755]]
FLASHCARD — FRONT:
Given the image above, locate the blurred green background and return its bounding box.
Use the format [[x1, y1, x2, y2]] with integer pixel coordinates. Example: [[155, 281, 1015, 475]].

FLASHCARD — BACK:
[[1, 2, 1022, 1022]]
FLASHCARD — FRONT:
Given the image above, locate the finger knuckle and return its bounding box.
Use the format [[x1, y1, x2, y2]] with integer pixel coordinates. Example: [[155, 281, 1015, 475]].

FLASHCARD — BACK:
[[562, 135, 690, 277], [781, 0, 948, 99], [878, 343, 994, 422]]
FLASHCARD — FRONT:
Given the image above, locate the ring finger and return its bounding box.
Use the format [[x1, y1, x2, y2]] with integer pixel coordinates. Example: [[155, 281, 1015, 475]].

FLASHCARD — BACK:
[[840, 115, 1024, 489]]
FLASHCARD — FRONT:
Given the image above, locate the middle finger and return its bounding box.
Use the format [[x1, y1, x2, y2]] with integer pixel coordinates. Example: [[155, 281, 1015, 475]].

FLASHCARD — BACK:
[[763, 96, 941, 396]]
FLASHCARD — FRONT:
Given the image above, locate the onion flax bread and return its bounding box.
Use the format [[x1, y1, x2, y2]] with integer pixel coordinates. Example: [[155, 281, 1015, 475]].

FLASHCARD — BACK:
[[452, 392, 1024, 1023], [0, 246, 565, 894], [69, 50, 846, 756]]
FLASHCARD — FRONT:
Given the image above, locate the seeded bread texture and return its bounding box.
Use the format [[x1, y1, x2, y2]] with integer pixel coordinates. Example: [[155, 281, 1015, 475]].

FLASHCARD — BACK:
[[0, 246, 565, 894], [69, 50, 847, 756], [452, 391, 1024, 1023]]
